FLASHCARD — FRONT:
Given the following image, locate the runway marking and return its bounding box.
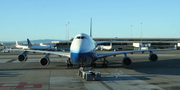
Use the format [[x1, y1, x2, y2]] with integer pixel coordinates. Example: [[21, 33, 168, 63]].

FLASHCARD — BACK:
[[50, 76, 87, 90], [111, 69, 124, 78], [0, 82, 42, 89], [101, 69, 164, 90]]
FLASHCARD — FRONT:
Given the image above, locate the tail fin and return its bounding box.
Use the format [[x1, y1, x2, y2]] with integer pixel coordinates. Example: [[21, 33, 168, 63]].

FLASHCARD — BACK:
[[110, 39, 112, 47], [4, 46, 7, 49], [174, 45, 177, 50], [15, 40, 19, 46], [90, 18, 92, 37], [27, 38, 33, 47]]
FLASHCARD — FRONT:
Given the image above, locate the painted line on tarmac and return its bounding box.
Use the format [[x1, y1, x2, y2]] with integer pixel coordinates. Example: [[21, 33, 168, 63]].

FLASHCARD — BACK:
[[101, 69, 164, 90]]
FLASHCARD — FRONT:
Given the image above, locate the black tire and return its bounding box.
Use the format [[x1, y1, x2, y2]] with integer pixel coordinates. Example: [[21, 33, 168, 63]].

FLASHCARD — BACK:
[[85, 74, 86, 80], [67, 64, 69, 67], [78, 70, 80, 76], [94, 63, 96, 67], [80, 72, 82, 77], [71, 64, 73, 67], [102, 64, 104, 68], [105, 64, 107, 68]]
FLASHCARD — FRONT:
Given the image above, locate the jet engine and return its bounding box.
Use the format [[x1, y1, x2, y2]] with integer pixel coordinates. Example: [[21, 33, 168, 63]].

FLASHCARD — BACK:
[[122, 57, 132, 66], [18, 53, 28, 62], [149, 53, 158, 62], [40, 56, 50, 66]]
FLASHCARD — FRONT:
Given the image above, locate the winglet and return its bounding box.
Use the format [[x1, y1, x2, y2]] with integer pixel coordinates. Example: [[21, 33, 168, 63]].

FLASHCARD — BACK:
[[90, 18, 92, 37], [174, 45, 177, 50], [27, 38, 33, 47]]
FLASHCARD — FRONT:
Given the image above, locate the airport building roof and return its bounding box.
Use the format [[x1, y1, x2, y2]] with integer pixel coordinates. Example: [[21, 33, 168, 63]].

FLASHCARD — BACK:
[[69, 38, 180, 41]]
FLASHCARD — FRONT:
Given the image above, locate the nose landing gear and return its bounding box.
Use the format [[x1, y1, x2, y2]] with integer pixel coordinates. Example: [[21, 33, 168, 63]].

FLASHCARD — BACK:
[[67, 58, 73, 67], [91, 62, 96, 67], [101, 58, 108, 68]]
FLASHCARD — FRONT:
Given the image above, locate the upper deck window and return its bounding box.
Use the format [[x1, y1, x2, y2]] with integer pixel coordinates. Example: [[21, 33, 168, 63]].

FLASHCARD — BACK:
[[76, 36, 86, 39]]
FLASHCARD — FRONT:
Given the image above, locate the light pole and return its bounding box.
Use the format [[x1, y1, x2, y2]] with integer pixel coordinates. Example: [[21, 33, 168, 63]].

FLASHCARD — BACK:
[[131, 25, 132, 38], [66, 24, 67, 41], [68, 22, 69, 41], [68, 22, 70, 48], [141, 22, 142, 49]]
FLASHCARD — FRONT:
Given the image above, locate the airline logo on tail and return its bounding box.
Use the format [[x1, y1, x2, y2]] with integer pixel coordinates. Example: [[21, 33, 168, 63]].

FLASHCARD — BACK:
[[27, 39, 33, 47], [4, 46, 7, 49]]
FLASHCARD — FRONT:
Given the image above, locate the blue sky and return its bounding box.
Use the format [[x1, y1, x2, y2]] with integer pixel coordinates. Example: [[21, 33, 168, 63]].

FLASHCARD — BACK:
[[0, 0, 180, 41]]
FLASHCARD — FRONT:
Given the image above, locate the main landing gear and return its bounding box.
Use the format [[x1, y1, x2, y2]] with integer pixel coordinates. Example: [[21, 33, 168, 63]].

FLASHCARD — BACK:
[[67, 58, 73, 67], [101, 58, 108, 68], [78, 60, 85, 68], [79, 64, 85, 68], [91, 62, 96, 67]]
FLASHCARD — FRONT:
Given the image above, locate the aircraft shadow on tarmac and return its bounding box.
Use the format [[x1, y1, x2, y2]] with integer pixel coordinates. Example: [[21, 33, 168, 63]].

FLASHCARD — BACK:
[[127, 59, 180, 76], [100, 76, 151, 81], [0, 72, 21, 77], [0, 58, 180, 76]]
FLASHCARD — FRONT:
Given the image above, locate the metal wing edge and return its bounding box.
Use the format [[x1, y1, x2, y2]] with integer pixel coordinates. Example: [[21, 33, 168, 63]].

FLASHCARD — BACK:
[[5, 49, 70, 58], [97, 48, 176, 59]]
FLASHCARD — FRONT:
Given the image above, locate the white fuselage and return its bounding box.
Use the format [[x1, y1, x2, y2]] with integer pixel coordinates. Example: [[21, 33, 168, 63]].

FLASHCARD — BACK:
[[97, 45, 112, 50], [30, 46, 55, 50], [16, 45, 29, 49], [70, 33, 97, 65]]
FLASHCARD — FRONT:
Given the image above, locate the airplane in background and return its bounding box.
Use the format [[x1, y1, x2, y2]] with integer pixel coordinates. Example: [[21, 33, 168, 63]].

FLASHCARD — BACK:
[[15, 40, 29, 49], [2, 46, 10, 53], [7, 18, 177, 68], [27, 39, 55, 51], [40, 43, 48, 46], [96, 40, 117, 51]]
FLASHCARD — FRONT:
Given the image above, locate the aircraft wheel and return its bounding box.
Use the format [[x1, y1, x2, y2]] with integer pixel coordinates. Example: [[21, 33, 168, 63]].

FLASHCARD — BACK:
[[105, 64, 107, 68], [102, 64, 104, 68], [67, 64, 69, 67], [80, 72, 82, 77], [70, 64, 73, 67], [84, 74, 87, 80]]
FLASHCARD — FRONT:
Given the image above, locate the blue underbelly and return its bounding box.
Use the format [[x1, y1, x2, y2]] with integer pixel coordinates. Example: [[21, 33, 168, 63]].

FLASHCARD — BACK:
[[70, 52, 97, 64]]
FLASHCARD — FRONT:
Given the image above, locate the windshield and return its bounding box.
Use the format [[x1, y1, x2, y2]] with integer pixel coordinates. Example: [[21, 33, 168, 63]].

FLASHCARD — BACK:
[[76, 36, 86, 39]]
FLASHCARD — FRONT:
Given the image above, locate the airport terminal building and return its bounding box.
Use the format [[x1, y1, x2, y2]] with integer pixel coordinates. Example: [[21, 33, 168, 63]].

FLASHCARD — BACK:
[[1, 38, 179, 51], [52, 38, 180, 50]]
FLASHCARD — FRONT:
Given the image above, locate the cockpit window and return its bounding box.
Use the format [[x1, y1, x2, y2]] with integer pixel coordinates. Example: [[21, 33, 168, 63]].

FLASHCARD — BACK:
[[76, 36, 86, 39]]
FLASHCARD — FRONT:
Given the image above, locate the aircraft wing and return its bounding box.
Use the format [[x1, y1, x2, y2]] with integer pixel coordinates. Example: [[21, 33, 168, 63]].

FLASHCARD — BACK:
[[6, 49, 70, 58], [97, 47, 176, 59]]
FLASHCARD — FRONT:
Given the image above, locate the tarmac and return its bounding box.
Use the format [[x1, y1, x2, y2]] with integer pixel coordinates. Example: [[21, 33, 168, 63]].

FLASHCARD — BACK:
[[0, 50, 180, 90]]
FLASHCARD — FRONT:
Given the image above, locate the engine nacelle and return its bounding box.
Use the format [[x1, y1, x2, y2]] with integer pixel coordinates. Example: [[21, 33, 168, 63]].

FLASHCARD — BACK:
[[149, 53, 158, 62], [18, 54, 28, 62], [122, 57, 132, 66], [40, 57, 50, 66]]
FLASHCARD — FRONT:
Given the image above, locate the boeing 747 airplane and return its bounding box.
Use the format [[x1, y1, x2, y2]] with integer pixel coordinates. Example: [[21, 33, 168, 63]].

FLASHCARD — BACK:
[[7, 19, 177, 68]]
